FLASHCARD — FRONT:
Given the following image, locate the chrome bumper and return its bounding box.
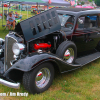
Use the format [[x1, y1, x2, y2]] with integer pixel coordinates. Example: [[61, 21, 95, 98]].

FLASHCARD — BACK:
[[0, 78, 20, 89]]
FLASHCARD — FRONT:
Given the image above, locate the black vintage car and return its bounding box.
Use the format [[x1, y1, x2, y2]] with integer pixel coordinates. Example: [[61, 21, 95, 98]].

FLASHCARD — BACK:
[[0, 8, 100, 94]]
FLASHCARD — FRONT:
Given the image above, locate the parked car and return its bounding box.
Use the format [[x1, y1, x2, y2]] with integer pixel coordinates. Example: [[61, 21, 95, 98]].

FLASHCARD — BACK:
[[75, 5, 94, 9], [3, 3, 9, 7], [0, 8, 100, 94]]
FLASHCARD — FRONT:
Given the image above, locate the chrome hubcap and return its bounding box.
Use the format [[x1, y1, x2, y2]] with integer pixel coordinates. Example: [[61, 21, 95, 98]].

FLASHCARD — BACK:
[[35, 68, 50, 89], [63, 48, 74, 63]]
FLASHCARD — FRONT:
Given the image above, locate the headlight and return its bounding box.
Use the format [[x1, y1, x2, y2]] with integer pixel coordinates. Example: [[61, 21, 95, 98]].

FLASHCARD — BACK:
[[12, 43, 25, 56], [0, 38, 4, 45]]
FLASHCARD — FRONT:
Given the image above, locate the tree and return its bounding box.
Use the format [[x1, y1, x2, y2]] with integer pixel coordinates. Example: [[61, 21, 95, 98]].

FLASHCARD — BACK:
[[95, 0, 100, 6], [81, 1, 84, 5], [88, 0, 92, 2]]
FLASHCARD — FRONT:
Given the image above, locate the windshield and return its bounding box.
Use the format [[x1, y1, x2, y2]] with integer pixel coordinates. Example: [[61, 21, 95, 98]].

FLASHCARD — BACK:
[[58, 14, 75, 30]]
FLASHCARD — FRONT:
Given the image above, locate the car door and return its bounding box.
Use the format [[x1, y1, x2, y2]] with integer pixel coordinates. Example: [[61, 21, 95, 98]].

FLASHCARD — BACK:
[[72, 14, 100, 57]]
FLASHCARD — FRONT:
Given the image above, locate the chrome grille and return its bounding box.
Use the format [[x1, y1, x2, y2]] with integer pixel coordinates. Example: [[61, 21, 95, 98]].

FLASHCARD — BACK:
[[4, 35, 17, 71]]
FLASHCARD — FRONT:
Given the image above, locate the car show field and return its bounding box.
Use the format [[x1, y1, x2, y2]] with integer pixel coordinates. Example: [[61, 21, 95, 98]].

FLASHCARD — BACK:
[[0, 6, 100, 100]]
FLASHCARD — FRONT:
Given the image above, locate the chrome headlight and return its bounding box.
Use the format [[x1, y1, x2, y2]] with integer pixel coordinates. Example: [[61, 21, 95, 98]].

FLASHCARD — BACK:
[[12, 43, 25, 56], [0, 38, 4, 45]]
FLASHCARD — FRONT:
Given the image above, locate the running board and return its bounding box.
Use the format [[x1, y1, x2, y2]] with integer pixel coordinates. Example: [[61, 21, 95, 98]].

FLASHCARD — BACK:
[[75, 52, 100, 66]]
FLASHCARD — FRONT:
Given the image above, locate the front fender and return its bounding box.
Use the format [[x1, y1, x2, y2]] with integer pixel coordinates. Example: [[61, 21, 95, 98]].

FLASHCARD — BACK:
[[4, 53, 81, 76]]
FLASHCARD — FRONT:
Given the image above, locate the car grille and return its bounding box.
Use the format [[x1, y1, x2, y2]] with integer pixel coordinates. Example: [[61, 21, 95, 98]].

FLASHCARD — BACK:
[[4, 35, 17, 71]]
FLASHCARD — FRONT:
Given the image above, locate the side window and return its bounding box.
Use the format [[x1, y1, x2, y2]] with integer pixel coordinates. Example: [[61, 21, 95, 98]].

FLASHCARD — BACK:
[[77, 17, 85, 29], [58, 14, 74, 28], [87, 16, 97, 28], [76, 15, 98, 30]]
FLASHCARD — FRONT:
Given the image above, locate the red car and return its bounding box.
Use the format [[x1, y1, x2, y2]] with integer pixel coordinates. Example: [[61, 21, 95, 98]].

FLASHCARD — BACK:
[[3, 3, 9, 7]]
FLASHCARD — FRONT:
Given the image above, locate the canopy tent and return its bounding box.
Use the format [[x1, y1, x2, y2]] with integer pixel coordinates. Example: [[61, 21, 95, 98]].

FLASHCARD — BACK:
[[15, 0, 44, 3], [0, 0, 45, 4], [42, 0, 71, 6], [0, 0, 47, 26]]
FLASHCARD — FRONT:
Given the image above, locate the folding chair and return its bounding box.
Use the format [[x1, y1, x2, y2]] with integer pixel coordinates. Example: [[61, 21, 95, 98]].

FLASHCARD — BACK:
[[15, 15, 22, 20], [3, 21, 13, 32], [3, 25, 13, 32], [15, 15, 22, 24]]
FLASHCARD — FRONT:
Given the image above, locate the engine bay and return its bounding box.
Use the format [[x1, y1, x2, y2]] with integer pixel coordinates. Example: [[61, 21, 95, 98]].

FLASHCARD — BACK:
[[28, 33, 63, 54]]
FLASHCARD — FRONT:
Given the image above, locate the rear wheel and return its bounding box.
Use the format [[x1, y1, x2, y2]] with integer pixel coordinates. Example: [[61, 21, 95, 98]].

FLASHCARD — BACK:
[[23, 62, 54, 94], [56, 41, 77, 63]]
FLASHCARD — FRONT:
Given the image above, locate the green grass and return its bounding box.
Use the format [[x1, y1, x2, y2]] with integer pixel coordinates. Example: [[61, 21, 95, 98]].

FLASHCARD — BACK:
[[0, 60, 100, 100], [0, 7, 100, 100]]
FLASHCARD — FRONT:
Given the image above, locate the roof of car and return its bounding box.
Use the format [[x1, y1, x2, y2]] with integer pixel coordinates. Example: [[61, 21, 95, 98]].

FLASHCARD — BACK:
[[56, 8, 100, 17], [56, 8, 92, 12]]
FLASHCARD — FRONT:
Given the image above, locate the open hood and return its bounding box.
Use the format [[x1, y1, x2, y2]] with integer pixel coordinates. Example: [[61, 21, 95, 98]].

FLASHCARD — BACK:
[[15, 8, 61, 42]]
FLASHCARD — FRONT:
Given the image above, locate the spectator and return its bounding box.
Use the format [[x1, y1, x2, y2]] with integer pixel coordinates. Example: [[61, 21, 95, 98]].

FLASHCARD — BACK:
[[15, 11, 19, 18], [7, 12, 15, 30]]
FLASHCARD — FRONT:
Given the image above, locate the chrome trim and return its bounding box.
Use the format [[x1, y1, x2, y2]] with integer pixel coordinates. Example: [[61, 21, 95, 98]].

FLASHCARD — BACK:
[[10, 61, 13, 66], [4, 36, 8, 72], [6, 34, 18, 42], [63, 48, 74, 63], [0, 78, 20, 89], [13, 55, 19, 59], [0, 38, 5, 45], [35, 68, 50, 89], [4, 34, 18, 72], [37, 49, 43, 53], [0, 49, 3, 53], [0, 38, 5, 41]]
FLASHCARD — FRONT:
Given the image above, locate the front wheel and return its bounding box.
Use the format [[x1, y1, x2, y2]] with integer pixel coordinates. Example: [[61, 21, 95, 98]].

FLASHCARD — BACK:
[[23, 62, 54, 94]]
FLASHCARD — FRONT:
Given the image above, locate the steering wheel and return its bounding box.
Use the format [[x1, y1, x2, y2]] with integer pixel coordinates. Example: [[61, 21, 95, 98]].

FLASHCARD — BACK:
[[65, 22, 73, 27]]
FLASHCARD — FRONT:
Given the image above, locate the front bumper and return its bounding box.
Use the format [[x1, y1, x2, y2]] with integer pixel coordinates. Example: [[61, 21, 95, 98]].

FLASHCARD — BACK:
[[0, 78, 20, 89], [0, 60, 20, 89]]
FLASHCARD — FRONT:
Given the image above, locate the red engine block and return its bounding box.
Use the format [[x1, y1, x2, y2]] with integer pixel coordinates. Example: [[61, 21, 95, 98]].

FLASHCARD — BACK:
[[34, 43, 51, 50]]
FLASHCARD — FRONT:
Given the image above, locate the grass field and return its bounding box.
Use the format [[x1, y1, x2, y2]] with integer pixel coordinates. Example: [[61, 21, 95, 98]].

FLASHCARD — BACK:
[[0, 7, 100, 100]]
